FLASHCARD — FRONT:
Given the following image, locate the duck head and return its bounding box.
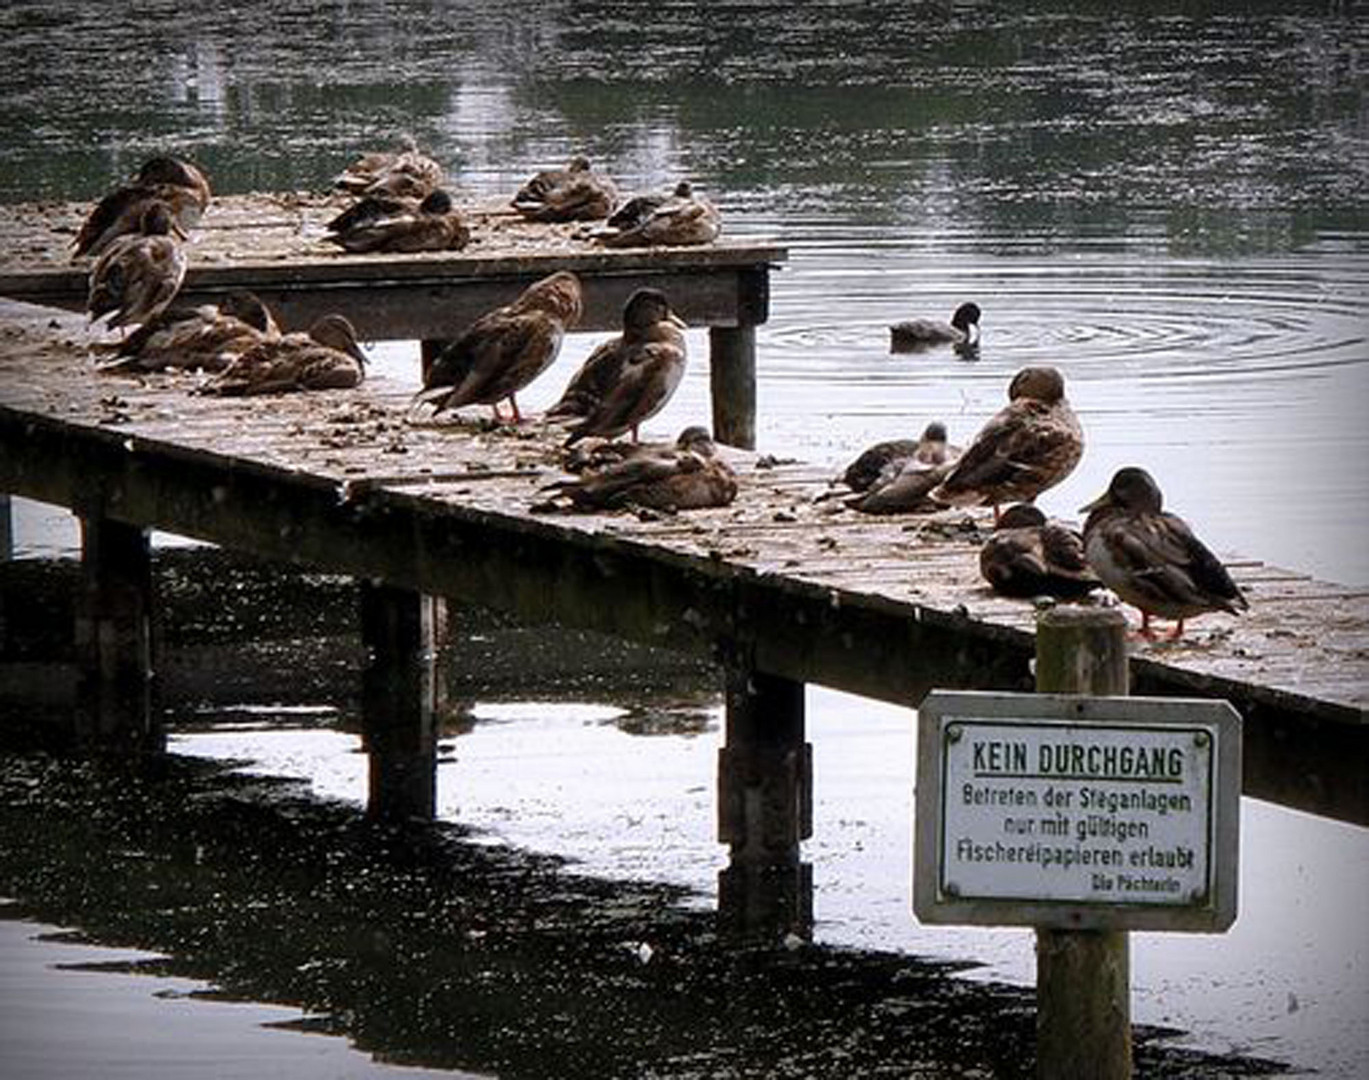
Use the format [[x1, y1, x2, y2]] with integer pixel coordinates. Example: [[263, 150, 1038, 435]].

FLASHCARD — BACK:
[[1080, 466, 1164, 518], [309, 314, 369, 366], [950, 302, 982, 346], [1007, 365, 1067, 403]]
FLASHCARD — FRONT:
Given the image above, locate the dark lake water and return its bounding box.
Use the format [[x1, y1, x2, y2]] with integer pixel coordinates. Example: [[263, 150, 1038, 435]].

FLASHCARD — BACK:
[[1, 2, 1366, 1076]]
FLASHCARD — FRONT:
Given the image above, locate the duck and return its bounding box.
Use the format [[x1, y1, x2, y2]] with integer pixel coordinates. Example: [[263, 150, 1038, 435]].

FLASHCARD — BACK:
[[979, 503, 1100, 600], [196, 313, 367, 396], [596, 181, 721, 247], [889, 302, 981, 354], [534, 426, 737, 513], [95, 290, 278, 373], [512, 156, 618, 222], [86, 202, 188, 334], [413, 271, 583, 423], [930, 365, 1083, 520], [828, 422, 960, 515], [334, 136, 444, 199], [833, 421, 955, 494], [547, 288, 688, 447], [73, 155, 211, 259], [1080, 466, 1248, 640], [324, 189, 470, 253]]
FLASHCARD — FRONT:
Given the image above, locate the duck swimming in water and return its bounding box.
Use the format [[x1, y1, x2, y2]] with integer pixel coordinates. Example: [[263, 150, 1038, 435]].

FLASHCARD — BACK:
[[889, 302, 981, 354], [512, 156, 618, 222], [96, 290, 277, 373], [86, 202, 188, 334], [73, 155, 211, 259], [534, 426, 737, 513], [414, 271, 584, 424], [979, 503, 1100, 600], [548, 288, 688, 447], [1081, 466, 1248, 640], [197, 313, 367, 396], [595, 181, 721, 248], [930, 366, 1083, 520], [324, 188, 470, 253]]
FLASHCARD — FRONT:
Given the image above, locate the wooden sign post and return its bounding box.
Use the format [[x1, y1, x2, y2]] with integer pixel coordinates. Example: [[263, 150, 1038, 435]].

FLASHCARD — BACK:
[[914, 607, 1241, 1079]]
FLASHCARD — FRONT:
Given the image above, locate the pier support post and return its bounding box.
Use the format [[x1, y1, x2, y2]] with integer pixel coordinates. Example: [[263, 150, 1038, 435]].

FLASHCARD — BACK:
[[1034, 606, 1132, 1080], [717, 659, 813, 940], [360, 582, 442, 823], [709, 326, 756, 450], [74, 513, 161, 750], [0, 494, 12, 560]]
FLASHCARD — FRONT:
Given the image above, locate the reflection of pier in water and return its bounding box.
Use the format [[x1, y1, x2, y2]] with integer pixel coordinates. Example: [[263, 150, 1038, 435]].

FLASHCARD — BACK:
[[1, 216, 1365, 939]]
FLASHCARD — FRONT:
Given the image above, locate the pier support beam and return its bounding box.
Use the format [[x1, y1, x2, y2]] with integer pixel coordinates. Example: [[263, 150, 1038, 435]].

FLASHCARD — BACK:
[[709, 326, 756, 450], [1034, 606, 1132, 1080], [74, 514, 161, 750], [717, 660, 813, 940], [360, 582, 442, 822]]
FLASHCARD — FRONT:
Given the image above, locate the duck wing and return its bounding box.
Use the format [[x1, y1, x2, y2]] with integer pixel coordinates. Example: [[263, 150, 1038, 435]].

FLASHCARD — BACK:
[[564, 342, 685, 444], [544, 338, 627, 421], [936, 400, 1080, 503]]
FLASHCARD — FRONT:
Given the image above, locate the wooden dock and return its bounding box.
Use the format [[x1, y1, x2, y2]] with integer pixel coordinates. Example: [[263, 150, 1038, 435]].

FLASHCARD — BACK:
[[0, 193, 1366, 931], [0, 193, 786, 448]]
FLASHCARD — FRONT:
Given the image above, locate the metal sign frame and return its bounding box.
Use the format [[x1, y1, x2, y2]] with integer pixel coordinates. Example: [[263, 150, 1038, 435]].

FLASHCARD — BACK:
[[914, 690, 1241, 932]]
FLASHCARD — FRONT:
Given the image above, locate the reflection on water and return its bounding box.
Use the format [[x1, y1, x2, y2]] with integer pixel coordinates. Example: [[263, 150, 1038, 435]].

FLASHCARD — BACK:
[[1, 2, 1367, 1077]]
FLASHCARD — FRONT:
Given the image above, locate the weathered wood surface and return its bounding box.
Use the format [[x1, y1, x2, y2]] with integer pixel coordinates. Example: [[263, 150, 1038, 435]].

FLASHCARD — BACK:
[[0, 194, 785, 339], [1, 306, 1365, 821]]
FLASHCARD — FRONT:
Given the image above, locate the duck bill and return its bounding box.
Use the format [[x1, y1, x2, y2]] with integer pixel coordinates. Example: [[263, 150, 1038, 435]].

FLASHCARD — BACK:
[[1079, 491, 1111, 514], [667, 312, 688, 329]]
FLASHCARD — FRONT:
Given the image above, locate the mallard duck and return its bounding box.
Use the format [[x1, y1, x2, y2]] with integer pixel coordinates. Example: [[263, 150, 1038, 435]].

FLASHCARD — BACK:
[[534, 426, 737, 513], [414, 271, 583, 423], [548, 288, 688, 447], [324, 189, 470, 253], [334, 136, 443, 199], [833, 422, 955, 493], [930, 366, 1082, 519], [889, 302, 981, 354], [1081, 467, 1248, 640], [827, 422, 959, 515], [73, 155, 211, 259], [979, 503, 1100, 599], [86, 202, 188, 333], [95, 290, 278, 373], [596, 181, 721, 247], [512, 156, 618, 222], [197, 313, 367, 396]]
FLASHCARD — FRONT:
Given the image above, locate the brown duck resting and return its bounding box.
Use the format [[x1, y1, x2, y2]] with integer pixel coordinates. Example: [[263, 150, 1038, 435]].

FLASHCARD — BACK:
[[831, 421, 960, 515], [196, 314, 368, 396], [595, 181, 721, 248], [334, 136, 444, 200], [930, 365, 1083, 520], [1081, 466, 1248, 640], [547, 287, 688, 447], [414, 271, 584, 423], [96, 290, 278, 374], [86, 202, 188, 333], [979, 503, 1100, 600], [324, 189, 470, 253], [512, 156, 618, 222], [73, 155, 211, 259], [534, 426, 737, 513]]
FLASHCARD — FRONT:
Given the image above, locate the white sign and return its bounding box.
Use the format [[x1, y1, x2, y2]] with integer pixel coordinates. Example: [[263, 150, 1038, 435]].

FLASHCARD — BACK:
[[914, 691, 1241, 932]]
